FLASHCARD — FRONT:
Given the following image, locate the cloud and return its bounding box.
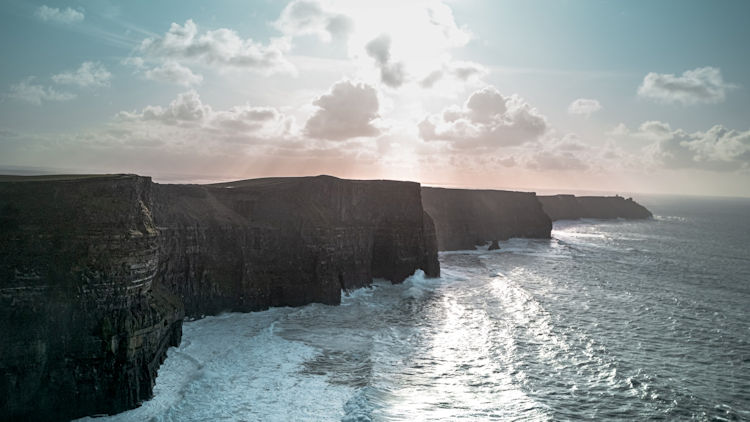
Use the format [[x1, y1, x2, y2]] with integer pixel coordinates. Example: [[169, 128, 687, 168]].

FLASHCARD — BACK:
[[52, 61, 112, 88], [274, 0, 353, 42], [526, 134, 590, 171], [637, 120, 673, 140], [424, 2, 471, 48], [304, 80, 380, 140], [418, 86, 547, 149], [6, 78, 75, 105], [35, 5, 84, 24], [608, 123, 629, 136], [139, 19, 293, 74], [144, 62, 203, 86], [420, 61, 487, 88], [117, 90, 293, 142], [642, 122, 750, 171], [365, 34, 406, 88], [567, 98, 602, 116], [119, 90, 210, 125], [637, 67, 735, 105]]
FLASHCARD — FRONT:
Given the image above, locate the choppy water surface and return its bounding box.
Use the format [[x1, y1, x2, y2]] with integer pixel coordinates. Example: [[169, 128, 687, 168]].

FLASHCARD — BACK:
[[84, 196, 750, 421]]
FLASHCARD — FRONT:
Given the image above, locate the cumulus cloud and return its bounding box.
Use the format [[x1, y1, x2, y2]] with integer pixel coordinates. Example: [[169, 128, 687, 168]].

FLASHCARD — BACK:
[[424, 2, 471, 48], [365, 34, 406, 88], [35, 5, 84, 24], [144, 62, 203, 86], [304, 80, 380, 140], [52, 61, 112, 88], [641, 122, 750, 171], [418, 86, 547, 149], [119, 90, 209, 125], [117, 90, 293, 142], [567, 98, 602, 116], [274, 0, 353, 42], [139, 19, 293, 74], [6, 78, 75, 105], [526, 134, 590, 171], [637, 67, 735, 105]]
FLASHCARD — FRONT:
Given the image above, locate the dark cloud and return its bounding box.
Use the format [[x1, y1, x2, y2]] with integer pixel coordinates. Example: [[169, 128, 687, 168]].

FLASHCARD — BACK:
[[365, 34, 406, 88]]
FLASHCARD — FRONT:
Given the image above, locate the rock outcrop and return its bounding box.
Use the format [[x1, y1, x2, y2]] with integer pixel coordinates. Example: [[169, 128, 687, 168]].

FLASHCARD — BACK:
[[421, 187, 552, 251], [0, 175, 183, 421], [152, 175, 440, 317], [0, 174, 439, 420], [539, 194, 652, 221]]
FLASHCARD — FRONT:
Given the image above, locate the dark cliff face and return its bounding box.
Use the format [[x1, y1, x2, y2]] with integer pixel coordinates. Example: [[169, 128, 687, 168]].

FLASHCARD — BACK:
[[0, 174, 439, 420], [539, 195, 652, 221], [152, 175, 440, 317], [421, 187, 552, 251], [0, 175, 183, 421]]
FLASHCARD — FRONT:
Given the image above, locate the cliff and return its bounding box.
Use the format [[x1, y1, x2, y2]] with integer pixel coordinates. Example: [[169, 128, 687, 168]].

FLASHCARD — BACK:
[[421, 187, 552, 251], [539, 194, 652, 221], [0, 175, 183, 421], [152, 175, 440, 317], [0, 174, 439, 420]]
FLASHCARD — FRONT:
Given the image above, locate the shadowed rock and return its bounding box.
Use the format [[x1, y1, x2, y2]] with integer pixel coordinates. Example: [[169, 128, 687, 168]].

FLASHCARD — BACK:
[[152, 175, 440, 316], [422, 187, 552, 251], [0, 173, 439, 420], [0, 175, 182, 421], [539, 194, 652, 221]]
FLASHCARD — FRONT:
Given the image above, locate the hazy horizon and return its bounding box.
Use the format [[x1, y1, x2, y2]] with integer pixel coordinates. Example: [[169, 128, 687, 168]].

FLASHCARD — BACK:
[[2, 0, 749, 197]]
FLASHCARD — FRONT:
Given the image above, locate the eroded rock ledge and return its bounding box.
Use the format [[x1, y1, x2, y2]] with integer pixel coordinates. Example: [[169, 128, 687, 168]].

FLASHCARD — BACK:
[[0, 174, 439, 421]]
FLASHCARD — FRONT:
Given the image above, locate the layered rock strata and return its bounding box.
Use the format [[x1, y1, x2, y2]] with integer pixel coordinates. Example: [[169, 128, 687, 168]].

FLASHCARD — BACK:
[[0, 175, 183, 421], [421, 187, 552, 251], [152, 175, 440, 317], [0, 174, 439, 420]]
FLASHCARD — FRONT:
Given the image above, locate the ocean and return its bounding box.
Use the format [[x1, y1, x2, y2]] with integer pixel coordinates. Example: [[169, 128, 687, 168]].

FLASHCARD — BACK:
[[80, 195, 750, 421]]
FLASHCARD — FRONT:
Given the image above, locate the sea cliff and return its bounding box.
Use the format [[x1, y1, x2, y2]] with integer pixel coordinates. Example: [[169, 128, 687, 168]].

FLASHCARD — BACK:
[[152, 176, 440, 317], [421, 187, 552, 251], [0, 174, 439, 421], [0, 175, 183, 421], [539, 194, 652, 221]]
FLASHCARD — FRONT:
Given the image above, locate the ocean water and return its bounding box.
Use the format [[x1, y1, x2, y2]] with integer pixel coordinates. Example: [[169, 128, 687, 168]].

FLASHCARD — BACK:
[[80, 196, 750, 421]]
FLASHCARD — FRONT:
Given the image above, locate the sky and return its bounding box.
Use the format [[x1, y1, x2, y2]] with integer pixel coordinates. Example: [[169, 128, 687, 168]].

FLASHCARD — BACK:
[[1, 0, 749, 197]]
